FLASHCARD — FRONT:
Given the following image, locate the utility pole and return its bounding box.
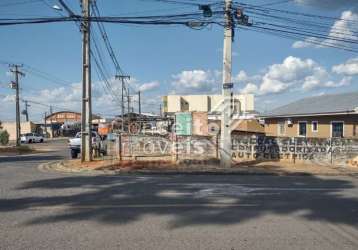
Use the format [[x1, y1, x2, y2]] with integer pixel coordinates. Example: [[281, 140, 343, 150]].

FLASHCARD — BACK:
[[220, 0, 233, 168], [115, 75, 130, 132], [138, 91, 141, 116], [23, 100, 30, 122], [44, 112, 47, 137], [127, 88, 130, 117], [138, 91, 141, 133], [81, 0, 92, 162], [10, 64, 25, 147], [50, 105, 54, 138]]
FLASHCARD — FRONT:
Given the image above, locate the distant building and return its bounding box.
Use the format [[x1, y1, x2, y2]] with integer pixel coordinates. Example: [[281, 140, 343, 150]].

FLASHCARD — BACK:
[[162, 94, 255, 116], [261, 92, 358, 138], [1, 121, 37, 140], [45, 111, 82, 124], [44, 111, 101, 137]]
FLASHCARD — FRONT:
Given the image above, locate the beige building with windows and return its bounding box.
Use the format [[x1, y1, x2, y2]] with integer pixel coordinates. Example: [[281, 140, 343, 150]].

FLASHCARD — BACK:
[[261, 92, 358, 138], [162, 94, 255, 114]]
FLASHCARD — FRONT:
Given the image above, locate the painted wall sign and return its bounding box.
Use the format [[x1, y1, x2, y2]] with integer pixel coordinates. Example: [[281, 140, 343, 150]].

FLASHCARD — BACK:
[[232, 135, 358, 166]]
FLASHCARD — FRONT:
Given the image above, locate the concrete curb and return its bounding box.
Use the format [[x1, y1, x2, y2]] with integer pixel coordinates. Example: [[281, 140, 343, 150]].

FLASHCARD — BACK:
[[38, 160, 358, 177]]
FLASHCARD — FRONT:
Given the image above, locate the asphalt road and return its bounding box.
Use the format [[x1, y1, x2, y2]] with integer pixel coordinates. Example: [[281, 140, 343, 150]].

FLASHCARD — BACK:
[[0, 140, 358, 250]]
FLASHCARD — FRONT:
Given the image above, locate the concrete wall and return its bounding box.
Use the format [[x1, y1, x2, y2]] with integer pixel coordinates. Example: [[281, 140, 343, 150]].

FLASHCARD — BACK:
[[107, 134, 218, 161], [232, 134, 358, 166], [2, 122, 37, 140], [264, 114, 358, 138]]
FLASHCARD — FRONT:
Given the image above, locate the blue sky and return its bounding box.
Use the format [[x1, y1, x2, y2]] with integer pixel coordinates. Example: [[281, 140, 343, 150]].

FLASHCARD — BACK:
[[1, 0, 358, 122]]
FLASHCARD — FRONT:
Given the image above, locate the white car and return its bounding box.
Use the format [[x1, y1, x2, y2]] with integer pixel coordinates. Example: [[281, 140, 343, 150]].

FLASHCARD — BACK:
[[68, 131, 106, 159], [21, 133, 44, 143]]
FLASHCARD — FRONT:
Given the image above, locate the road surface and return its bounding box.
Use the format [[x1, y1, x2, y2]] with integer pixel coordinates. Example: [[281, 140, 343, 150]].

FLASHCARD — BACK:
[[0, 139, 358, 250]]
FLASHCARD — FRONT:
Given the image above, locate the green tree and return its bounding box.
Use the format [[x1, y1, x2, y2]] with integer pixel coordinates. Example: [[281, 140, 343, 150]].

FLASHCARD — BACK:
[[0, 130, 9, 145]]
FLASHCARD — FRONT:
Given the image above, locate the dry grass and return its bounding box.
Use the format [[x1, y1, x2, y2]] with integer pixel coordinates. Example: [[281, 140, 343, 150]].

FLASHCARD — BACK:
[[0, 145, 33, 154]]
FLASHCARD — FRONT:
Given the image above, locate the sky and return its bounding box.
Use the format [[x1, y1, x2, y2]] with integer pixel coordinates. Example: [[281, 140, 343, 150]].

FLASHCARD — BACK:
[[1, 0, 358, 122]]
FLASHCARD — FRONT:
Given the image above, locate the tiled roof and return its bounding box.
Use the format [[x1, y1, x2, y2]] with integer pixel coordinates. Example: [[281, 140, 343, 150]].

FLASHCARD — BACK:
[[263, 92, 358, 117]]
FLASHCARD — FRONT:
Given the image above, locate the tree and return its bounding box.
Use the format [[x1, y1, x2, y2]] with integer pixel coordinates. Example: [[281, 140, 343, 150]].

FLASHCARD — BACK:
[[0, 130, 9, 145]]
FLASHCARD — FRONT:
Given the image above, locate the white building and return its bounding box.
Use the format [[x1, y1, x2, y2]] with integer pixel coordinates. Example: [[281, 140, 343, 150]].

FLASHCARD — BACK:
[[162, 94, 255, 116]]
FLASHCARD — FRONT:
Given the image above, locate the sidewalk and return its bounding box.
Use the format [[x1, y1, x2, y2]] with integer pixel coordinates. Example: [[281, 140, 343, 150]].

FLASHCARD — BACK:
[[40, 158, 358, 176]]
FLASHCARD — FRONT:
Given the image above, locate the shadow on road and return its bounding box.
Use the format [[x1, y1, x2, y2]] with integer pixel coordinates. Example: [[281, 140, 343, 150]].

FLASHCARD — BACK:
[[0, 174, 357, 228], [0, 155, 63, 163]]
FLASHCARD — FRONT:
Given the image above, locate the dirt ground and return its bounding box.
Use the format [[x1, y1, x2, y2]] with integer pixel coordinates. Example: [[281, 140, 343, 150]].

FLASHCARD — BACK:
[[49, 158, 358, 176], [0, 145, 34, 155]]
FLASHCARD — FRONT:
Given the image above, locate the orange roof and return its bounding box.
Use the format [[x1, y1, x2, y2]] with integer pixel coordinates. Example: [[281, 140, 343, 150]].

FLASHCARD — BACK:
[[231, 119, 264, 133]]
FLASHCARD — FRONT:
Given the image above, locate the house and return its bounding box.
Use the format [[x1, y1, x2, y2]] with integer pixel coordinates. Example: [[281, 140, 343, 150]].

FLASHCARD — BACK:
[[261, 92, 358, 138], [162, 94, 255, 116]]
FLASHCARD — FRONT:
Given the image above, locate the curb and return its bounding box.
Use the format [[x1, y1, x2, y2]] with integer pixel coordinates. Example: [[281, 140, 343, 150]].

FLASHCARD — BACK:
[[38, 161, 358, 177]]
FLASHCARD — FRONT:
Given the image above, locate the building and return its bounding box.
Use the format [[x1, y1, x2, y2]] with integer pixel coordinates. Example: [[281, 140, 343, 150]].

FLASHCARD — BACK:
[[231, 119, 265, 136], [45, 111, 82, 124], [261, 92, 358, 138], [1, 122, 37, 140], [44, 111, 101, 137], [162, 94, 255, 115]]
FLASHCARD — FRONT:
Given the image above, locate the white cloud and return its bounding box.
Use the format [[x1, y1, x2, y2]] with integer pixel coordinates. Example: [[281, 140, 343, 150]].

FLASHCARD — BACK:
[[294, 0, 358, 9], [240, 83, 258, 94], [171, 69, 218, 94], [332, 57, 358, 75], [233, 70, 248, 82], [292, 10, 358, 49], [138, 81, 160, 92], [259, 56, 327, 94], [2, 94, 15, 102], [324, 76, 352, 87], [292, 37, 321, 49]]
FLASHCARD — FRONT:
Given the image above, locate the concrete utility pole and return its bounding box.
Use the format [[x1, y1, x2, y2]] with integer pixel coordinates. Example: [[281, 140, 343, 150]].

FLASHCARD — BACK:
[[23, 100, 30, 122], [138, 91, 141, 116], [50, 105, 54, 138], [115, 75, 130, 132], [81, 0, 92, 162], [44, 112, 47, 137], [10, 64, 25, 147], [127, 88, 130, 117], [138, 91, 142, 133], [220, 0, 234, 168]]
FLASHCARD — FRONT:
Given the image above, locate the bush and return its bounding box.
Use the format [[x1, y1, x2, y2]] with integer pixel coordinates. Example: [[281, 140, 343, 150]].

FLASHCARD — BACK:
[[0, 130, 10, 145]]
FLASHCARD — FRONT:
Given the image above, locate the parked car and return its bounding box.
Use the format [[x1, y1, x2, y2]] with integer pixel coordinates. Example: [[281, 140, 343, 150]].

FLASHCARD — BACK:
[[68, 131, 107, 159], [21, 133, 44, 143]]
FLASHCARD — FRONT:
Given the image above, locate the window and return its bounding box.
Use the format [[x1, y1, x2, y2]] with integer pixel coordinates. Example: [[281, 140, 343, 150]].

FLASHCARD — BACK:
[[278, 121, 285, 135], [354, 124, 357, 137], [312, 121, 318, 132], [331, 122, 344, 138], [298, 122, 307, 137]]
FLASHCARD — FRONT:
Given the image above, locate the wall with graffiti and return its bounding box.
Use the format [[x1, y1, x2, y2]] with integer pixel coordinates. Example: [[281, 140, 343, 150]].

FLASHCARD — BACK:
[[232, 135, 358, 166]]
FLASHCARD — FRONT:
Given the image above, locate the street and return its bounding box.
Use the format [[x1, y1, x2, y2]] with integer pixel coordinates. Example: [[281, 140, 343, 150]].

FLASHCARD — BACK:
[[0, 140, 358, 250]]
